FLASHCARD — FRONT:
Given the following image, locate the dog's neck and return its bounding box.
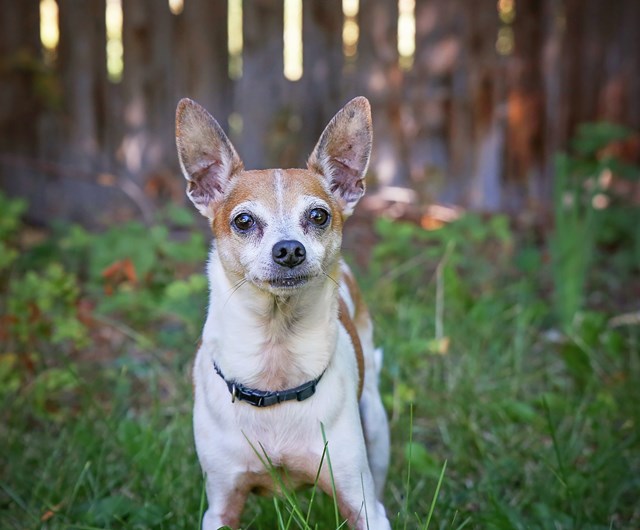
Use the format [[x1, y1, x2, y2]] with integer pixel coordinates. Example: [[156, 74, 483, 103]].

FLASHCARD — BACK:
[[202, 245, 340, 390]]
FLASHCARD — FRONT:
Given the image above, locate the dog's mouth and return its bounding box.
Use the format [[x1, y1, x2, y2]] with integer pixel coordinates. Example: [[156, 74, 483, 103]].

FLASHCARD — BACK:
[[249, 266, 324, 294], [267, 275, 310, 290]]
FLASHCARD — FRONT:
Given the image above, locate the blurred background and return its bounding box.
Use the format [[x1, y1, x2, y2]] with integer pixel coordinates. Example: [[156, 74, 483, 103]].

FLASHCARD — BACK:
[[1, 1, 640, 529], [2, 0, 639, 224]]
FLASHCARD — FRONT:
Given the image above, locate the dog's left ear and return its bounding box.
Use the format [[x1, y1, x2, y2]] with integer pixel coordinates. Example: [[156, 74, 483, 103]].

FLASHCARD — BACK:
[[307, 97, 372, 217]]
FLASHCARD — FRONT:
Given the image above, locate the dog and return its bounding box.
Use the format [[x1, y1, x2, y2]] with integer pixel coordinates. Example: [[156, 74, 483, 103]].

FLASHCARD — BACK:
[[175, 96, 391, 530]]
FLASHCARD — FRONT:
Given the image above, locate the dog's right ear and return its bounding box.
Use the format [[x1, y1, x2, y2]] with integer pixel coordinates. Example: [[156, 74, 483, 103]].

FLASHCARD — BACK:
[[176, 98, 244, 218]]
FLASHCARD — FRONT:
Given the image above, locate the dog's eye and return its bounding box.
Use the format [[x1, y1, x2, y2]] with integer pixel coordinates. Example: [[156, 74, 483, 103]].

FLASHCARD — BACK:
[[308, 208, 330, 227], [233, 213, 255, 232]]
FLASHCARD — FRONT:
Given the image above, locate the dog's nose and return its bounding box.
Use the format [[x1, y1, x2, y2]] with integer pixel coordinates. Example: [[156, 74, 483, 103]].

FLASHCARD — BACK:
[[272, 240, 306, 268]]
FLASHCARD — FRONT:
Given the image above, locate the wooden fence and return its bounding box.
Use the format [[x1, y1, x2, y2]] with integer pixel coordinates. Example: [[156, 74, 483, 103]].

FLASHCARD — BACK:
[[1, 0, 639, 225]]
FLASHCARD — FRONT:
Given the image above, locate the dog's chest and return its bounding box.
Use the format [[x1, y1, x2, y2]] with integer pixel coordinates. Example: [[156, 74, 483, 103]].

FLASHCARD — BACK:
[[207, 307, 338, 391], [249, 323, 310, 388], [217, 396, 338, 491]]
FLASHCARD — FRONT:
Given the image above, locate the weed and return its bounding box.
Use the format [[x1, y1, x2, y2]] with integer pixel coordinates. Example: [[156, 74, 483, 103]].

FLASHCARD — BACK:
[[550, 122, 639, 330]]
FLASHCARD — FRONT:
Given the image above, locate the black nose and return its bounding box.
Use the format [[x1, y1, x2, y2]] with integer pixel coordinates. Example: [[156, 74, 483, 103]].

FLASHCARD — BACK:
[[272, 240, 306, 268]]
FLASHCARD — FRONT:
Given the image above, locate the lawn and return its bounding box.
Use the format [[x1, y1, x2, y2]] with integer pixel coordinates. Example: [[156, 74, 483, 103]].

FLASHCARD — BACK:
[[1, 125, 639, 529]]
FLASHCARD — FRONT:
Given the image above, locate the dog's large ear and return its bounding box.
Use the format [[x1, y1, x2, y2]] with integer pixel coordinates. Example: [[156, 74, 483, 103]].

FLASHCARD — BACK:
[[307, 97, 372, 217], [176, 98, 243, 218]]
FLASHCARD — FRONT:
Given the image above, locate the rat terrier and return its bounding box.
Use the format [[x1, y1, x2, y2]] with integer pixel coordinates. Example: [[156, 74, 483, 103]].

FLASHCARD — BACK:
[[176, 96, 391, 530]]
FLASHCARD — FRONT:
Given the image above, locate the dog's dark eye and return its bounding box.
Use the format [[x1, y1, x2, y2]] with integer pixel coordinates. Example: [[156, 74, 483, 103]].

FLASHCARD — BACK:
[[308, 208, 330, 227], [233, 213, 255, 232]]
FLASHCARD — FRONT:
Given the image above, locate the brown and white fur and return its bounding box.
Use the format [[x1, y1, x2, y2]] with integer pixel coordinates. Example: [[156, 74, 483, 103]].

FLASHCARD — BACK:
[[176, 96, 391, 530]]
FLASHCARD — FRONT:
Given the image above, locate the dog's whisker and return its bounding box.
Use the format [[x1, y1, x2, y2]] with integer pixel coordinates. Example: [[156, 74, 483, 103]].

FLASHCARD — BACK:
[[229, 278, 247, 294], [322, 270, 340, 288], [223, 278, 248, 307]]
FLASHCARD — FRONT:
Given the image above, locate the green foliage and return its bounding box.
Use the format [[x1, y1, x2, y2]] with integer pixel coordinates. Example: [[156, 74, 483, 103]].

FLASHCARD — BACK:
[[0, 191, 27, 239], [551, 151, 596, 330], [360, 203, 638, 529], [0, 197, 208, 378], [368, 213, 524, 374], [570, 123, 633, 158], [0, 192, 26, 271], [1, 133, 639, 530], [2, 369, 202, 529], [0, 194, 91, 386], [0, 195, 208, 527], [550, 122, 639, 330], [6, 263, 89, 349], [81, 220, 208, 334], [0, 197, 209, 386]]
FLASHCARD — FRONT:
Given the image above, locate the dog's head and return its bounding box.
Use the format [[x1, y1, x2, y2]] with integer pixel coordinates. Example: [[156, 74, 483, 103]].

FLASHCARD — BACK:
[[176, 97, 372, 296]]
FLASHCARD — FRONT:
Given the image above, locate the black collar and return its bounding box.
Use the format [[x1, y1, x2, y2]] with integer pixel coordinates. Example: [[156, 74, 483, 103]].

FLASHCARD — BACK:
[[213, 362, 325, 408]]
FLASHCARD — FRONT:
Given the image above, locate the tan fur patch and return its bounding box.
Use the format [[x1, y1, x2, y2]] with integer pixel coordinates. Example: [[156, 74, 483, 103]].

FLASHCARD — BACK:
[[341, 266, 371, 332], [211, 168, 344, 238], [338, 296, 365, 399]]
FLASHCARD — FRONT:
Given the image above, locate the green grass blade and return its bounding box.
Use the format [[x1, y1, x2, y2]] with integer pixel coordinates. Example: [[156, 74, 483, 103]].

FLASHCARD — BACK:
[[423, 459, 447, 530], [305, 441, 329, 525], [402, 403, 414, 530], [0, 481, 39, 523], [197, 473, 207, 529], [320, 422, 341, 528]]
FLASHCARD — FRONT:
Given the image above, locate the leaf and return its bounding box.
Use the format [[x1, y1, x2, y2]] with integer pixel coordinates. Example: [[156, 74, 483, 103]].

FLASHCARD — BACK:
[[499, 399, 537, 424], [0, 241, 18, 270], [102, 258, 137, 284], [404, 442, 442, 477], [82, 495, 137, 524], [559, 342, 593, 388], [0, 353, 21, 394], [572, 122, 632, 157], [29, 366, 80, 420]]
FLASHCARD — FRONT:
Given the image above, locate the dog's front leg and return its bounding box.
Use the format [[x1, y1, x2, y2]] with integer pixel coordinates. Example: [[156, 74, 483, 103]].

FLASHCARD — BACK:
[[319, 428, 391, 530], [329, 461, 391, 530], [201, 472, 248, 530]]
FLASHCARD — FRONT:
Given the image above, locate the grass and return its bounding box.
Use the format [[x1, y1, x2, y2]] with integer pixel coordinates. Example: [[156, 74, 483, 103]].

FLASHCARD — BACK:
[[2, 369, 201, 527], [1, 180, 640, 529], [366, 213, 640, 530]]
